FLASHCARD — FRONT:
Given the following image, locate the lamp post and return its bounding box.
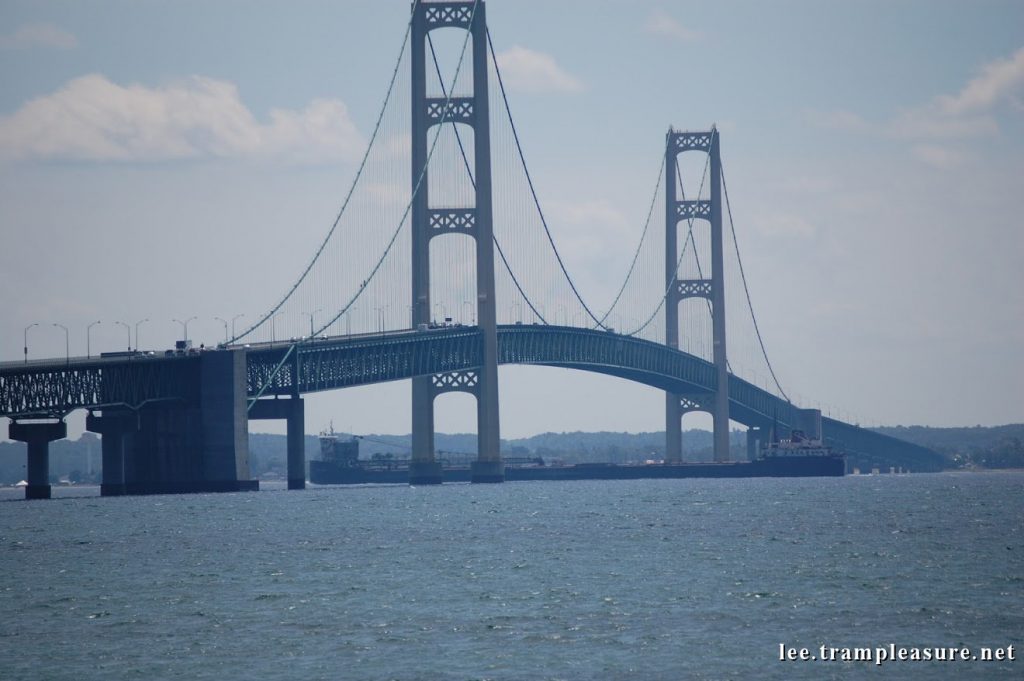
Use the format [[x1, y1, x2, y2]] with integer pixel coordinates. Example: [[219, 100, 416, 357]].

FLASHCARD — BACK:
[[134, 318, 149, 351], [114, 321, 130, 351], [303, 309, 322, 338], [23, 322, 39, 364], [231, 313, 245, 340], [557, 304, 567, 326], [86, 320, 102, 358], [374, 306, 387, 335], [434, 303, 446, 323], [172, 316, 196, 342], [214, 317, 229, 344], [346, 306, 358, 336], [271, 313, 285, 344], [53, 323, 69, 365], [462, 300, 475, 325]]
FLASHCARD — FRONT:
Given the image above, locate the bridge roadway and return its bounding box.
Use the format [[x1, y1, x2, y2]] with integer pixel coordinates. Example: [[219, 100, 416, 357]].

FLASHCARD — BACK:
[[1, 324, 944, 497]]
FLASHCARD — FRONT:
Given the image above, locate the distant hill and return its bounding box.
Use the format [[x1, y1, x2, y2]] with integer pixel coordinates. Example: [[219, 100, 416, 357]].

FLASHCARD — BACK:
[[872, 424, 1024, 468], [3, 423, 1020, 485]]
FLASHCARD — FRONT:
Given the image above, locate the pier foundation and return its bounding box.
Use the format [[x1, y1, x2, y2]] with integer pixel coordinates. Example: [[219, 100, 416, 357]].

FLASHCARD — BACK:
[[249, 396, 306, 489], [471, 459, 505, 484], [86, 410, 138, 496], [9, 420, 66, 500], [746, 426, 769, 461]]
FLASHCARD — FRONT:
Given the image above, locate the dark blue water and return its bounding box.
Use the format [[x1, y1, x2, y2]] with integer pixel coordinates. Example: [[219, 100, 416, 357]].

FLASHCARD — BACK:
[[1, 473, 1021, 680]]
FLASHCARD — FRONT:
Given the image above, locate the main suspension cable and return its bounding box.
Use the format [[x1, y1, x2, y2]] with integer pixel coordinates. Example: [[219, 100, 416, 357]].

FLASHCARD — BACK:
[[596, 155, 665, 326], [676, 150, 734, 372], [309, 0, 481, 338], [486, 27, 608, 330], [622, 143, 711, 336], [231, 1, 417, 344], [426, 32, 547, 324], [247, 0, 481, 401], [721, 161, 789, 400]]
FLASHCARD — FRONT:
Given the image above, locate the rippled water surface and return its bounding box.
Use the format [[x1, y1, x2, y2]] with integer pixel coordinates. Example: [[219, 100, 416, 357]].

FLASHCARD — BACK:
[[1, 473, 1021, 680]]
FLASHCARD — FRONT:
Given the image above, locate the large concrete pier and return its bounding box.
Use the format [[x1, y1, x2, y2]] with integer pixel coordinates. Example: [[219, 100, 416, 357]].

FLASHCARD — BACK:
[[7, 349, 259, 499]]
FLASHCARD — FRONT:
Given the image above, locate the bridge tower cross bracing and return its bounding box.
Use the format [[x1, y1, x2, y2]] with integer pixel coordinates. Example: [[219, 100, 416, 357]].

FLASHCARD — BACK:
[[664, 128, 730, 463], [410, 0, 503, 484]]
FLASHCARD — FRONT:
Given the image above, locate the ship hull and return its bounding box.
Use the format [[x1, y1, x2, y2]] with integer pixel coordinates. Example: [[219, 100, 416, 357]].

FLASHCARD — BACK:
[[309, 456, 844, 485]]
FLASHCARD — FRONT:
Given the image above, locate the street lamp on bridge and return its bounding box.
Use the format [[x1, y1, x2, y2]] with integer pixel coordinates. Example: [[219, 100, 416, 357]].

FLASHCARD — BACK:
[[114, 321, 130, 352], [134, 319, 149, 351], [271, 313, 285, 344], [173, 316, 197, 343], [52, 323, 69, 365], [231, 313, 245, 341], [86, 320, 101, 358], [23, 323, 39, 364], [213, 317, 229, 344], [303, 309, 322, 337], [345, 307, 357, 336]]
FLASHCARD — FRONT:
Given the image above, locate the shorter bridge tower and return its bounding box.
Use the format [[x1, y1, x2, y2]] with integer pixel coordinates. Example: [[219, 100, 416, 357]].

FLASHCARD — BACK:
[[664, 128, 730, 463], [410, 0, 502, 484]]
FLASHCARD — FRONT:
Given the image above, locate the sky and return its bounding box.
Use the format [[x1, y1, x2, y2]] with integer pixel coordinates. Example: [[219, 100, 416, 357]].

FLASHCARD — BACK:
[[1, 0, 1022, 443]]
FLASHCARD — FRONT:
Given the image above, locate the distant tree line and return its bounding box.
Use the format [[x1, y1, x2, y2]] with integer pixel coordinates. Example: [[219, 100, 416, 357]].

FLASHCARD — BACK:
[[2, 423, 1022, 485]]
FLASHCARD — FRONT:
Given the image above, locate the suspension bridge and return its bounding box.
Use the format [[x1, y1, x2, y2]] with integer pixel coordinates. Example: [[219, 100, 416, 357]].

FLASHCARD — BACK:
[[0, 1, 943, 499]]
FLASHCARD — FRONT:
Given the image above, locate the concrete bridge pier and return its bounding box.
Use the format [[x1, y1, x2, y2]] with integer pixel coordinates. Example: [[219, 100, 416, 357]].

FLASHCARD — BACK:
[[409, 378, 442, 486], [86, 410, 137, 496], [286, 398, 305, 490], [470, 459, 505, 484], [746, 426, 770, 461], [118, 349, 257, 494], [249, 397, 306, 489], [9, 420, 66, 500], [409, 458, 443, 486]]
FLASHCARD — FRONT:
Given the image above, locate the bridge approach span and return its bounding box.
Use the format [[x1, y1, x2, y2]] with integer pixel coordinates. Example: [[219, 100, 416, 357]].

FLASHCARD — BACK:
[[1, 325, 944, 472]]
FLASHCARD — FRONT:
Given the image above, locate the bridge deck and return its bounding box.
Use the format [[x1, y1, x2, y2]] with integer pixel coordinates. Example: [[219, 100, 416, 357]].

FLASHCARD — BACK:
[[1, 325, 944, 469]]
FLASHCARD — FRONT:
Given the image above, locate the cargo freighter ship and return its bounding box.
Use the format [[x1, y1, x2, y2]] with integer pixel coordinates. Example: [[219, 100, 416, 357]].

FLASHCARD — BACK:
[[309, 430, 845, 484]]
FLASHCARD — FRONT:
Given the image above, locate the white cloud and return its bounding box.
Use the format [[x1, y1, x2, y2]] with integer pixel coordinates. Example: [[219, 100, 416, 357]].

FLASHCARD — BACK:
[[494, 46, 584, 94], [545, 199, 633, 265], [888, 109, 998, 140], [754, 213, 817, 238], [644, 9, 700, 42], [0, 74, 364, 163], [911, 144, 965, 169], [547, 199, 627, 228], [805, 109, 870, 133], [890, 48, 1024, 142], [364, 181, 408, 207], [938, 46, 1024, 116], [0, 23, 78, 50], [808, 47, 1024, 143]]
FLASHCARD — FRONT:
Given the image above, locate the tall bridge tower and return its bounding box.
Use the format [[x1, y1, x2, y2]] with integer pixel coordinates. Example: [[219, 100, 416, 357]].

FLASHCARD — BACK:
[[409, 0, 503, 484], [664, 128, 730, 463]]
